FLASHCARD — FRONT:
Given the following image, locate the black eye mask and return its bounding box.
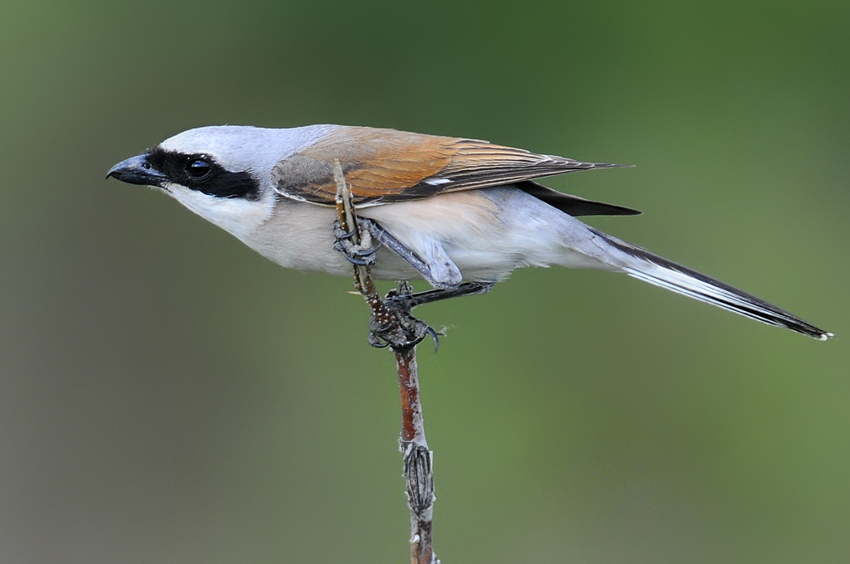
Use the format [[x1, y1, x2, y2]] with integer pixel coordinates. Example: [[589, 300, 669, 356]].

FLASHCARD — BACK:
[[145, 147, 260, 200]]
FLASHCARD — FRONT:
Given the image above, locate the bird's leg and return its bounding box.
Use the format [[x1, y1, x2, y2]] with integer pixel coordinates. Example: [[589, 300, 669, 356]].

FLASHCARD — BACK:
[[388, 281, 495, 309], [370, 281, 495, 351], [358, 218, 439, 285]]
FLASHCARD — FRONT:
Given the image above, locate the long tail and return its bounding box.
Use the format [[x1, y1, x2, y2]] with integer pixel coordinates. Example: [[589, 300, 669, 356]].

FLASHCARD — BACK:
[[587, 228, 832, 341]]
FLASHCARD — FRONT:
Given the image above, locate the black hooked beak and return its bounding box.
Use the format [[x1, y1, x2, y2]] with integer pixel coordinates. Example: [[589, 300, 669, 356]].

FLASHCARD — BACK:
[[106, 154, 168, 187]]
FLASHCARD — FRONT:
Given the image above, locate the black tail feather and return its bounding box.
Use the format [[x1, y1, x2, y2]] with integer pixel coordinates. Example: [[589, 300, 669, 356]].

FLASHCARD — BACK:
[[592, 229, 832, 340]]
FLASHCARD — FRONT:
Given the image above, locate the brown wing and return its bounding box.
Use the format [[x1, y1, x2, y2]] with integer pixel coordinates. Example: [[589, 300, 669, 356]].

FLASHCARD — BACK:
[[271, 126, 628, 207]]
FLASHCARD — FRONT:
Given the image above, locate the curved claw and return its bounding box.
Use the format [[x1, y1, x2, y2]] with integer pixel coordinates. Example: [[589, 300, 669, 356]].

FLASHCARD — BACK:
[[368, 335, 391, 349], [397, 322, 440, 351], [333, 221, 358, 241], [425, 325, 440, 352], [372, 318, 395, 333], [342, 253, 375, 266], [354, 240, 382, 257]]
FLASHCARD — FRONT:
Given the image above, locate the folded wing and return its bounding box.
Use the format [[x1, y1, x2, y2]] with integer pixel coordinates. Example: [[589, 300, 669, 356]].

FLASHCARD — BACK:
[[271, 126, 631, 213]]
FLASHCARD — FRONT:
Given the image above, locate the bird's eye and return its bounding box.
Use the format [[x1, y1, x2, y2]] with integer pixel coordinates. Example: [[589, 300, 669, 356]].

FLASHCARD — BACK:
[[185, 158, 212, 179]]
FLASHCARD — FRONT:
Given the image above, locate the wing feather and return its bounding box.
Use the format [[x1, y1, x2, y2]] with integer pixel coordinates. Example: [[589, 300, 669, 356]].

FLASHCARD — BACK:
[[271, 126, 628, 208]]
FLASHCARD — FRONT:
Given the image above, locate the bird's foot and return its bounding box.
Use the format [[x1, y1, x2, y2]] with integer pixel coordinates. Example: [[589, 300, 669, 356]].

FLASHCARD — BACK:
[[368, 282, 442, 351], [367, 281, 494, 350], [333, 220, 381, 266]]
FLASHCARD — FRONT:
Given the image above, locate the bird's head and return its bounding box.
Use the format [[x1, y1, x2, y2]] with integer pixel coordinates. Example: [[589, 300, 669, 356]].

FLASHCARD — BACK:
[[107, 125, 331, 237]]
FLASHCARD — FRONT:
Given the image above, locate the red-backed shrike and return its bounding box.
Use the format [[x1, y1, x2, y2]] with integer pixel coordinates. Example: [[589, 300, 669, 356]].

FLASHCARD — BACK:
[[108, 125, 831, 340]]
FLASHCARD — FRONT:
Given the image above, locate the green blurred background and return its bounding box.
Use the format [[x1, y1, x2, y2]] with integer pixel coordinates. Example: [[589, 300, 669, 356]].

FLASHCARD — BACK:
[[2, 1, 849, 562]]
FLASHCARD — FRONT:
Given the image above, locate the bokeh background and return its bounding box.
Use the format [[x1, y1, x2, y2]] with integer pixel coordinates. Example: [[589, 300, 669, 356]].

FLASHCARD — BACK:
[[2, 1, 849, 563]]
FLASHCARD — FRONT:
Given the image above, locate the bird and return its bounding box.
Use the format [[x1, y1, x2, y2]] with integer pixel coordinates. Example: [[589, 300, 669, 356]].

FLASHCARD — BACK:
[[107, 124, 831, 341]]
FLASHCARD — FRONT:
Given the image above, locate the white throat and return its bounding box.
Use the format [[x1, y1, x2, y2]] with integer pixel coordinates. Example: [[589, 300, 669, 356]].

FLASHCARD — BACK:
[[164, 183, 276, 241]]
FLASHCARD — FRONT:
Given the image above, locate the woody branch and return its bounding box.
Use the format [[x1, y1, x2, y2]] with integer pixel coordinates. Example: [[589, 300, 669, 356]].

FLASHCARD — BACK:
[[333, 161, 439, 564]]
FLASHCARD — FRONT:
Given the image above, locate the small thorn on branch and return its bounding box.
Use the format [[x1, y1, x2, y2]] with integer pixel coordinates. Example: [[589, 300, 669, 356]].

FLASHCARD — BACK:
[[333, 161, 440, 564]]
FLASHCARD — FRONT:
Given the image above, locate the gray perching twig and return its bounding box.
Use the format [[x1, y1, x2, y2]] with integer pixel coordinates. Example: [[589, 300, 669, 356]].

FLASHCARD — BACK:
[[333, 161, 440, 564]]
